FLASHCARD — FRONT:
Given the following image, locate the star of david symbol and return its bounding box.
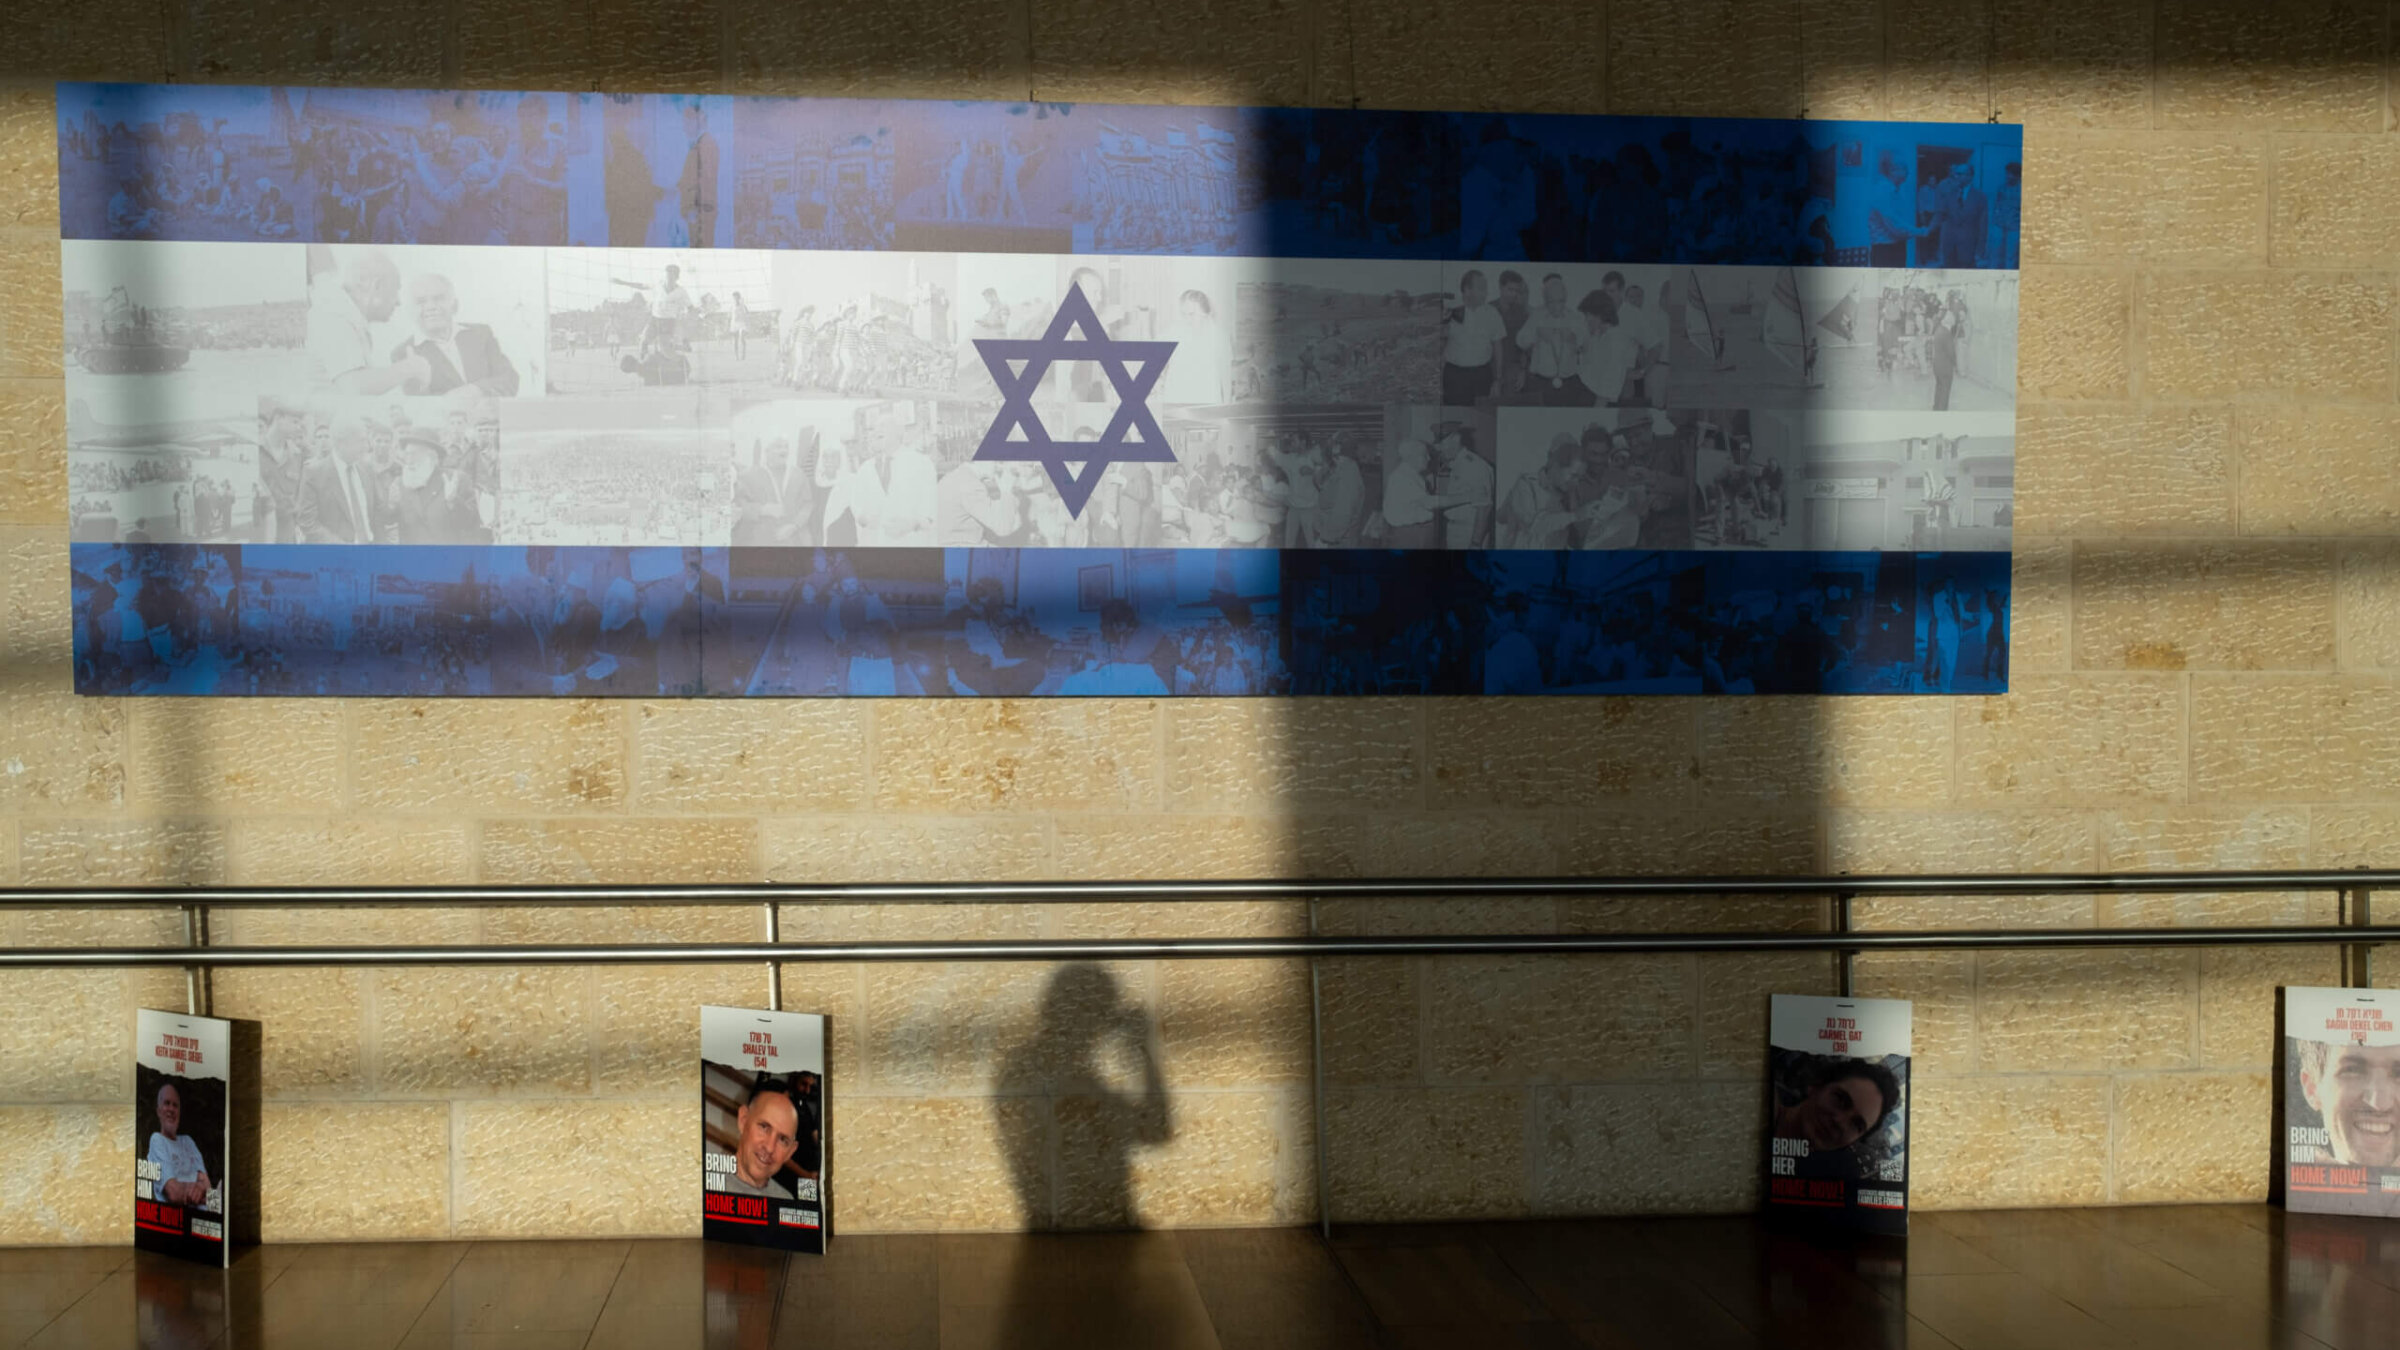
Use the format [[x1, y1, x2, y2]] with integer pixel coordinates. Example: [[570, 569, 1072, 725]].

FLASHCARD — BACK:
[[972, 284, 1177, 517]]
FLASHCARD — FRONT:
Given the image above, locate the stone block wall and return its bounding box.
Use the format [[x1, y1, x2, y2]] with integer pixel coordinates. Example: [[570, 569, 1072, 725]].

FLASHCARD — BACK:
[[1, 0, 2395, 1240]]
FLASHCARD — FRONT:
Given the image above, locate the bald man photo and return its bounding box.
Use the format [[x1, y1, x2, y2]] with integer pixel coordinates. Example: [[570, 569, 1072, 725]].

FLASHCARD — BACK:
[[391, 273, 519, 397], [307, 247, 431, 394]]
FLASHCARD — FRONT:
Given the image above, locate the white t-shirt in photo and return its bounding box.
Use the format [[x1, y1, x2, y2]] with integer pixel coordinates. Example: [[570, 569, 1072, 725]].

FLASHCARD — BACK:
[[1444, 303, 1507, 369]]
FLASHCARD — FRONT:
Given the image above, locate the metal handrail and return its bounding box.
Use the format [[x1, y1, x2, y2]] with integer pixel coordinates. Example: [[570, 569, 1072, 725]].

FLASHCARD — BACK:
[[5, 869, 2381, 1239], [1, 869, 2394, 909], [0, 924, 2392, 968]]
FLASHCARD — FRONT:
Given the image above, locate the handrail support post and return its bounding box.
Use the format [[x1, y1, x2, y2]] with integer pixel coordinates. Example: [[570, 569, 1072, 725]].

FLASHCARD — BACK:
[[1835, 892, 1856, 998], [764, 901, 782, 1011], [2343, 888, 2375, 989]]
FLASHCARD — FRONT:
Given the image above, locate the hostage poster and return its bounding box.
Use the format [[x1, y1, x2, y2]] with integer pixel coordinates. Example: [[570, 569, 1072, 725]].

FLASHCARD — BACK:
[[1764, 993, 1910, 1234], [700, 1004, 828, 1253]]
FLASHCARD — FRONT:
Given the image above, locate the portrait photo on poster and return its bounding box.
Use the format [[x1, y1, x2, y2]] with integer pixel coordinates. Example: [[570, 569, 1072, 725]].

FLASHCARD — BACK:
[[700, 1005, 829, 1253]]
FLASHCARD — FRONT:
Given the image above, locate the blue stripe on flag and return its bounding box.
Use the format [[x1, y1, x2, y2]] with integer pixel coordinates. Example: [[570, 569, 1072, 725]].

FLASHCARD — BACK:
[[57, 82, 2022, 269], [69, 543, 2012, 698]]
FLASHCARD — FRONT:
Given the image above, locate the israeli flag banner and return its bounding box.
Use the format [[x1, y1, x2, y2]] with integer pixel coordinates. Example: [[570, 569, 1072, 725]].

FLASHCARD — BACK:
[[57, 83, 2018, 696]]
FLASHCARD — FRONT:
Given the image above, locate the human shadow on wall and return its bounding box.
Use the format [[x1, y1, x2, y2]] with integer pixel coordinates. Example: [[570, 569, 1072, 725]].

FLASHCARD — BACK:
[[991, 962, 1174, 1348]]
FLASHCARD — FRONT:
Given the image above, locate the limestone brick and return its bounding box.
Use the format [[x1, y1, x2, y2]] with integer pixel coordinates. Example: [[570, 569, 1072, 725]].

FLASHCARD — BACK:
[[0, 690, 124, 813], [1953, 675, 2185, 806], [2013, 405, 2232, 536], [631, 701, 871, 814], [2143, 273, 2393, 402], [2113, 1072, 2270, 1203], [1990, 0, 2154, 129], [1699, 954, 1836, 1079], [873, 701, 1159, 812], [1, 526, 72, 674], [129, 701, 342, 810], [780, 900, 1047, 943], [209, 905, 478, 946], [1694, 697, 1951, 807], [1607, 0, 1801, 118], [774, 962, 867, 1085], [1975, 950, 2195, 1072], [731, 0, 1028, 98], [1883, 0, 1989, 123], [1317, 956, 1415, 1086], [480, 901, 756, 945], [1799, 2, 1884, 120], [373, 968, 591, 1096], [178, 0, 448, 85], [0, 969, 178, 1101], [1058, 1088, 1310, 1228], [2273, 138, 2400, 265], [2191, 675, 2400, 801], [455, 2, 596, 90], [841, 1095, 1046, 1230], [595, 965, 772, 1095], [2096, 810, 2313, 927], [5, 5, 168, 82], [861, 961, 1140, 1094], [590, 0, 726, 92], [352, 700, 627, 814], [18, 818, 225, 885], [0, 1106, 128, 1244], [2310, 805, 2400, 866], [457, 1099, 688, 1236], [2200, 946, 2339, 1070], [1533, 1083, 1760, 1214], [1031, 0, 1316, 106], [1909, 1076, 2110, 1209], [1542, 809, 1817, 877], [479, 818, 759, 884], [1321, 894, 1554, 936], [1051, 816, 1297, 881], [1165, 700, 1420, 812], [2239, 407, 2400, 537], [1558, 893, 1820, 939], [0, 236, 61, 379], [210, 969, 364, 1096], [2071, 542, 2334, 671], [1293, 812, 1564, 878], [1851, 953, 1976, 1075], [2022, 132, 2264, 266], [225, 818, 477, 886], [763, 815, 1054, 883], [0, 384, 62, 526], [2016, 269, 2128, 401], [1156, 959, 1312, 1087], [259, 1102, 449, 1241], [1324, 1087, 1526, 1221], [2009, 537, 2072, 674], [2154, 0, 2384, 131], [1425, 697, 1692, 808], [1424, 954, 1693, 1083], [1051, 897, 1309, 940], [2337, 543, 2400, 670], [1338, 0, 1605, 113]]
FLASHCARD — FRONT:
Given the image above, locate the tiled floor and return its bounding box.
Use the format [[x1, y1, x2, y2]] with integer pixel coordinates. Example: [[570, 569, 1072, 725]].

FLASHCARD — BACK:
[[0, 1203, 2388, 1348]]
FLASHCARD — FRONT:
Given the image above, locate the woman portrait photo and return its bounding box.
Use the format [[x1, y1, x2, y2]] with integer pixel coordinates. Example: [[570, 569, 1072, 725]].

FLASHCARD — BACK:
[[1768, 1048, 1906, 1182]]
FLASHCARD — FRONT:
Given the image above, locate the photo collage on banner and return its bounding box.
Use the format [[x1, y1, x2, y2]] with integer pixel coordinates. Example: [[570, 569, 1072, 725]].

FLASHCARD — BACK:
[[58, 81, 2019, 697], [1764, 993, 1911, 1235]]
